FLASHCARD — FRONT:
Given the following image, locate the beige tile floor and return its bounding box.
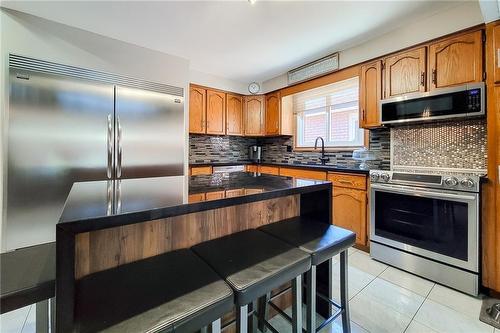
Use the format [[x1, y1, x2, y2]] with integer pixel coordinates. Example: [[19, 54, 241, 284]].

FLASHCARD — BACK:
[[0, 248, 495, 333]]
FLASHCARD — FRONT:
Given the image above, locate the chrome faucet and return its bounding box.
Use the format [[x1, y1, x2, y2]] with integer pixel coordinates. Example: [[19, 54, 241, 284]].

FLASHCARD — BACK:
[[314, 137, 330, 165]]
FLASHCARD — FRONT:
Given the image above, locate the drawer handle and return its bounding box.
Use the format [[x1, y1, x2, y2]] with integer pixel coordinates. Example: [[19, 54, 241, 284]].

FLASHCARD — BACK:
[[338, 180, 354, 185]]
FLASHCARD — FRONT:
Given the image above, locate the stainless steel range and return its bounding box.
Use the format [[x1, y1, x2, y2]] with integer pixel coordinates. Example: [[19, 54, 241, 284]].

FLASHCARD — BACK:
[[369, 170, 481, 295]]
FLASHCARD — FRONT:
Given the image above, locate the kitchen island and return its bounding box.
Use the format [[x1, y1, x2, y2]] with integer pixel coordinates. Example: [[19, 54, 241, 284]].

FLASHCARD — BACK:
[[56, 172, 332, 332]]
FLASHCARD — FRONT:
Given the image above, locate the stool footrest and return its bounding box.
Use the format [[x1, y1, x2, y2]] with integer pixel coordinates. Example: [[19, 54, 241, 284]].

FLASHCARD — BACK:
[[267, 300, 307, 333], [316, 291, 341, 309], [315, 308, 343, 333]]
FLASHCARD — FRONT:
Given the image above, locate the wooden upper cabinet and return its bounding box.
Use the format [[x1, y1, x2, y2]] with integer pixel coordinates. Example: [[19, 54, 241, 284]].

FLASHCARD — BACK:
[[360, 60, 382, 128], [384, 47, 426, 98], [429, 30, 483, 90], [265, 92, 280, 135], [493, 25, 500, 84], [206, 89, 226, 135], [244, 95, 265, 136], [226, 93, 244, 135], [189, 86, 206, 134]]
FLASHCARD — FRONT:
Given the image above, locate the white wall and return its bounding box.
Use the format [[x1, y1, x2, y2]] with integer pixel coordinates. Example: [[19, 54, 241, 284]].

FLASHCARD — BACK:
[[0, 8, 191, 251], [189, 69, 250, 94], [262, 1, 485, 93]]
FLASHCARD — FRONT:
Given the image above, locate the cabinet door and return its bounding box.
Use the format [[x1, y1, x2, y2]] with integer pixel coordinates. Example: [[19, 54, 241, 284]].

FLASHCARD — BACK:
[[226, 94, 244, 135], [360, 61, 382, 128], [332, 187, 367, 246], [244, 95, 265, 136], [189, 86, 206, 134], [265, 92, 280, 135], [206, 89, 226, 135], [429, 30, 483, 90], [385, 47, 426, 98], [494, 25, 500, 84]]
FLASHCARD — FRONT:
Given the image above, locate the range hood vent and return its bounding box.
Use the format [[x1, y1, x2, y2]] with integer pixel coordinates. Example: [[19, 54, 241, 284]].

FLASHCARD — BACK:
[[287, 53, 339, 85]]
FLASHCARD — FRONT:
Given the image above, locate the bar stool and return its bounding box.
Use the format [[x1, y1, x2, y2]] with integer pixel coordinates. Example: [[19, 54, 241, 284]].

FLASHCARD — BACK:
[[191, 229, 311, 333], [72, 249, 233, 333], [259, 217, 355, 333]]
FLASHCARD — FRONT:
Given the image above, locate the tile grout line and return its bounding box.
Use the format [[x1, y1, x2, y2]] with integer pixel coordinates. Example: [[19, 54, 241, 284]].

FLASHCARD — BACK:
[[347, 263, 390, 333], [401, 283, 436, 333], [20, 304, 32, 333], [377, 268, 437, 300]]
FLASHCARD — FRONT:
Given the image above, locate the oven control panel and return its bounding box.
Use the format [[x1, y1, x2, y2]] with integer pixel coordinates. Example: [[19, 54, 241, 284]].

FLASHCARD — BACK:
[[369, 170, 481, 193]]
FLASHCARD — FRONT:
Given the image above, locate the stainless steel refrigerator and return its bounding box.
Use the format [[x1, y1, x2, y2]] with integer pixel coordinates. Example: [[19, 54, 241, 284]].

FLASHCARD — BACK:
[[3, 55, 185, 252]]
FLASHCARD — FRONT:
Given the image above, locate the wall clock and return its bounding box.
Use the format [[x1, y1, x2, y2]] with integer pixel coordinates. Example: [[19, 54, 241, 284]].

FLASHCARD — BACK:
[[248, 82, 260, 94]]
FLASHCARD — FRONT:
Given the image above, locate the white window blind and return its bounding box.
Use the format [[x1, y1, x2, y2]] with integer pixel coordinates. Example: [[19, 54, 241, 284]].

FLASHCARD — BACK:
[[294, 77, 363, 148]]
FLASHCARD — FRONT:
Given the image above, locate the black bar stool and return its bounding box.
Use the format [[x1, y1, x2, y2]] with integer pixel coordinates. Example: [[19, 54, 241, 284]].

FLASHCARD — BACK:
[[259, 217, 355, 333], [72, 249, 233, 333], [192, 229, 311, 333]]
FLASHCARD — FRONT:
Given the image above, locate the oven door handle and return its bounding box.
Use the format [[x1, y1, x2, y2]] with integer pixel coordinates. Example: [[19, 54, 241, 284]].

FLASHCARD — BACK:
[[370, 184, 477, 201]]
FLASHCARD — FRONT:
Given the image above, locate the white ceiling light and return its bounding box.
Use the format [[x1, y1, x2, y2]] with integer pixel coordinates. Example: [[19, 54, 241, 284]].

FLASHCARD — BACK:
[[248, 0, 257, 4]]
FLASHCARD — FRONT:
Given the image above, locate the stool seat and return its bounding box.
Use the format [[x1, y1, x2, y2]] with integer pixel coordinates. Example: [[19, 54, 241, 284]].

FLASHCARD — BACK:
[[259, 217, 355, 266], [74, 249, 233, 333], [192, 229, 311, 306]]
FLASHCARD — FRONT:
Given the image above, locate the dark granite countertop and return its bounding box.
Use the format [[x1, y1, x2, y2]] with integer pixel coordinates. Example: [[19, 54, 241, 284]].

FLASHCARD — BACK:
[[58, 173, 331, 234], [190, 161, 371, 175]]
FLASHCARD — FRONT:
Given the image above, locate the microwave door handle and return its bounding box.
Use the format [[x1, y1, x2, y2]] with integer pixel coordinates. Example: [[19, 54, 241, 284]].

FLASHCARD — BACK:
[[371, 184, 477, 202]]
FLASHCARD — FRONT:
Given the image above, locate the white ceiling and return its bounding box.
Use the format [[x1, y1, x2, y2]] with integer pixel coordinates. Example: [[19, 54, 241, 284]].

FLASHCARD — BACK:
[[2, 1, 468, 84]]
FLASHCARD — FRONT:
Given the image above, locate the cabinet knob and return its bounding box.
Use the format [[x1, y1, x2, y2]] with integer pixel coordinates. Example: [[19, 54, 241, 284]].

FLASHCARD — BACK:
[[420, 72, 425, 86], [432, 69, 437, 84]]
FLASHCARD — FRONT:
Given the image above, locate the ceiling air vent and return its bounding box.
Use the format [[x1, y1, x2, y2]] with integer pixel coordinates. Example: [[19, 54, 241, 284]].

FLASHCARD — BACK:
[[287, 53, 339, 85]]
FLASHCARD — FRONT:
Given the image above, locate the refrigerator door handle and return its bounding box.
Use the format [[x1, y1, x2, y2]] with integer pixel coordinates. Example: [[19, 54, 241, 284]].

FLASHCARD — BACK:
[[117, 116, 123, 178], [107, 114, 113, 179]]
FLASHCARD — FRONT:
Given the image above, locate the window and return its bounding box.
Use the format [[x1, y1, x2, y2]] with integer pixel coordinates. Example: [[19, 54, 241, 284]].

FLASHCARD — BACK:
[[294, 77, 363, 148]]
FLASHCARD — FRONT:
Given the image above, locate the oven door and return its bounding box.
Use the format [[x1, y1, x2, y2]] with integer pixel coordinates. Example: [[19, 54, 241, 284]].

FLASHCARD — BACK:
[[370, 183, 479, 272]]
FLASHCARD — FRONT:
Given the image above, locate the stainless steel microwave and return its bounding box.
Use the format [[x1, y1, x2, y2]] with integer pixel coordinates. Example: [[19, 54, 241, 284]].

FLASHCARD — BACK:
[[379, 82, 485, 125]]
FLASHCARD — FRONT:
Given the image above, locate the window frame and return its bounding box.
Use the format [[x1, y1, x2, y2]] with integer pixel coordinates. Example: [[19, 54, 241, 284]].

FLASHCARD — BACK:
[[292, 76, 366, 151]]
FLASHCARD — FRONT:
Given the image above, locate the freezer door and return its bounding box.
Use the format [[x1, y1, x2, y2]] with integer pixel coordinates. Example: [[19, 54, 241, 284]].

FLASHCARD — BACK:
[[114, 86, 184, 179], [5, 69, 114, 252]]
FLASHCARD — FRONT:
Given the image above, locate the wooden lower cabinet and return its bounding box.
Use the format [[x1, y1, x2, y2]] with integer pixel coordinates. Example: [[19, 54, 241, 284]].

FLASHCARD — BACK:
[[205, 191, 225, 201], [328, 173, 366, 190], [246, 165, 258, 172], [190, 166, 212, 175], [188, 193, 205, 203], [225, 188, 245, 198], [258, 165, 280, 175], [332, 186, 367, 246], [279, 167, 327, 180], [245, 188, 264, 195]]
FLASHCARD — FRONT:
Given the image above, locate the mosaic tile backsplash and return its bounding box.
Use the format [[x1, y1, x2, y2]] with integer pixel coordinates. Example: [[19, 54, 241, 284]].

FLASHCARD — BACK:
[[258, 130, 390, 169], [391, 119, 487, 172], [189, 135, 257, 163], [190, 130, 391, 169]]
